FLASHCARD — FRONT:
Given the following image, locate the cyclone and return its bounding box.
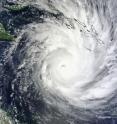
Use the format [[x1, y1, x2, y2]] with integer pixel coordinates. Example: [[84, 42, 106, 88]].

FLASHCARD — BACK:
[[1, 0, 117, 124], [33, 18, 103, 108]]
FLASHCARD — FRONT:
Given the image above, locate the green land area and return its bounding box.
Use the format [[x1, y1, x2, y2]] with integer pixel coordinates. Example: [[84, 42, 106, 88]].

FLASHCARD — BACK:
[[0, 23, 14, 41], [4, 4, 27, 12], [0, 109, 14, 124]]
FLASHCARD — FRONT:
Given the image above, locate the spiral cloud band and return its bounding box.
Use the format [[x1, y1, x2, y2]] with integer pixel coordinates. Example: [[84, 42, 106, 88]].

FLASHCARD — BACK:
[[34, 19, 101, 108], [22, 0, 116, 109]]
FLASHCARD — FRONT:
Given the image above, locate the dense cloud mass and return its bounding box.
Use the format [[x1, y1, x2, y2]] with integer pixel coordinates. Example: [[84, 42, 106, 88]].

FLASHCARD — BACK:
[[0, 0, 117, 124]]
